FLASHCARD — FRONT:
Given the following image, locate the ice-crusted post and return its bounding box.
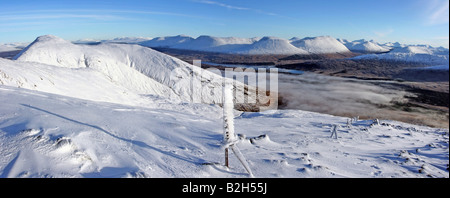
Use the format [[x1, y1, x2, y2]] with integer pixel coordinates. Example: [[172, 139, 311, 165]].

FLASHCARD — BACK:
[[222, 83, 254, 177], [223, 83, 235, 168], [223, 84, 236, 144]]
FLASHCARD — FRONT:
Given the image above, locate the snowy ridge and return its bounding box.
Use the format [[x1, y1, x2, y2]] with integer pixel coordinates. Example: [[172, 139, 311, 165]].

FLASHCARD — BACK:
[[0, 58, 151, 106], [291, 36, 350, 54], [11, 35, 267, 106]]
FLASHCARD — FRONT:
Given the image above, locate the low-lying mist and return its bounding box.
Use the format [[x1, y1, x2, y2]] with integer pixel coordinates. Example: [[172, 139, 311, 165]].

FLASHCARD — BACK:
[[226, 69, 448, 128], [275, 73, 448, 128], [277, 73, 408, 116]]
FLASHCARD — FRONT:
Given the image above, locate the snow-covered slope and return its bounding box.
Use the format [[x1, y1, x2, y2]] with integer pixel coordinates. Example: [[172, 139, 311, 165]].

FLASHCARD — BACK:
[[341, 39, 390, 53], [0, 58, 153, 106], [291, 36, 350, 54], [235, 37, 309, 55], [0, 85, 447, 178], [11, 35, 266, 106], [140, 35, 194, 48], [353, 45, 449, 66]]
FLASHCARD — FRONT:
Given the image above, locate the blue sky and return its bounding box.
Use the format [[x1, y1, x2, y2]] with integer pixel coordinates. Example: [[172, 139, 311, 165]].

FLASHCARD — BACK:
[[1, 0, 449, 47]]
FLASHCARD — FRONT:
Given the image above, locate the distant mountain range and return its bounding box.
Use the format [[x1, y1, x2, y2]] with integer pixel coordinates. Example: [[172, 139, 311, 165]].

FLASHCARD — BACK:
[[2, 34, 448, 66]]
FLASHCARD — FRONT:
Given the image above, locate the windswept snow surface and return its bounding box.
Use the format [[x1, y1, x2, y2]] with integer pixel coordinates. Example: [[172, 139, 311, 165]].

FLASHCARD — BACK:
[[0, 86, 448, 178], [353, 45, 449, 66], [291, 36, 350, 54]]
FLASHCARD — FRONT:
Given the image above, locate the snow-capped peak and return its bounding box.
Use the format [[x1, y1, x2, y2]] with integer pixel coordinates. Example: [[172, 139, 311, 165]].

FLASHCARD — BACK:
[[34, 35, 68, 43], [291, 36, 350, 54]]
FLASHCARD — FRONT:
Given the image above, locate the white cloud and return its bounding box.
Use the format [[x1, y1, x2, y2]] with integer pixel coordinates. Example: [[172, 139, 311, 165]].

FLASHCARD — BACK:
[[427, 0, 449, 25], [192, 0, 291, 18], [193, 0, 249, 10]]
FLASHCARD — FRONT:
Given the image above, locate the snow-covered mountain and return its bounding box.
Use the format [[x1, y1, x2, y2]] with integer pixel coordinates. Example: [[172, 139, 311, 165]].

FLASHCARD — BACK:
[[353, 45, 449, 66], [234, 37, 308, 55], [140, 35, 195, 48], [172, 35, 260, 53], [142, 35, 311, 55], [141, 35, 308, 55], [340, 39, 390, 53], [291, 36, 350, 54], [380, 42, 406, 50], [9, 35, 266, 107]]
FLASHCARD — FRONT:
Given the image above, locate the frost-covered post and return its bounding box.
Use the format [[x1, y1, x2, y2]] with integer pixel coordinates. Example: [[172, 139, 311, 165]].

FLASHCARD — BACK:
[[222, 83, 254, 177], [222, 83, 236, 168]]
